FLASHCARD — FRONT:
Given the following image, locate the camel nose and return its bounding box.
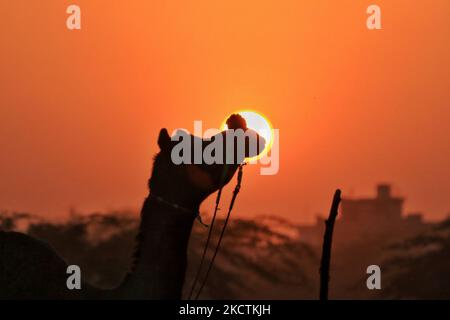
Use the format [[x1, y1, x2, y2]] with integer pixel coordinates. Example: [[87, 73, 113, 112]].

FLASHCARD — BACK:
[[244, 129, 266, 158], [219, 128, 266, 164]]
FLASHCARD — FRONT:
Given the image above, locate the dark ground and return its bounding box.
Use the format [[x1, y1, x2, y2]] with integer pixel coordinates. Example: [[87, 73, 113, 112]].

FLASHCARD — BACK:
[[1, 210, 450, 299]]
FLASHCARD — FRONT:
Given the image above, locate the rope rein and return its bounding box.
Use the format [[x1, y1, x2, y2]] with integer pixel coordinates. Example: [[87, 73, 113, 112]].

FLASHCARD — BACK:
[[150, 194, 208, 227], [187, 186, 223, 299], [191, 163, 246, 300]]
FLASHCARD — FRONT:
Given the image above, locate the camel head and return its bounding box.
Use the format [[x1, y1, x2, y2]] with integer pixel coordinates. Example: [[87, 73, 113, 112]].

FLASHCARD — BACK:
[[148, 114, 266, 211]]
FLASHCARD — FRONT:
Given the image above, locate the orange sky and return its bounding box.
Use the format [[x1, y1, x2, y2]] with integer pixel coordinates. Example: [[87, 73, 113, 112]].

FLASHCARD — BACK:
[[1, 1, 449, 223]]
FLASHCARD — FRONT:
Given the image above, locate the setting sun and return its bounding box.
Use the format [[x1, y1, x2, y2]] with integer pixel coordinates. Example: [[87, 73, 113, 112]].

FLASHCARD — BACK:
[[222, 110, 274, 160]]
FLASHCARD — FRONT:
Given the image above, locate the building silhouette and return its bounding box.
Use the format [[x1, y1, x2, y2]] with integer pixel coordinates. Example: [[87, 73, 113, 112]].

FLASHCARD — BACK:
[[298, 184, 428, 246]]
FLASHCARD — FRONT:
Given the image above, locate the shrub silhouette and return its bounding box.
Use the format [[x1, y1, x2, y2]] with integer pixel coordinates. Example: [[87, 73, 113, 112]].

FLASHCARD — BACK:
[[0, 211, 317, 299]]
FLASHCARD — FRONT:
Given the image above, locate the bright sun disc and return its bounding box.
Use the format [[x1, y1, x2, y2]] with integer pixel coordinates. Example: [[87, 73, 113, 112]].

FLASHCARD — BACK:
[[221, 110, 274, 160]]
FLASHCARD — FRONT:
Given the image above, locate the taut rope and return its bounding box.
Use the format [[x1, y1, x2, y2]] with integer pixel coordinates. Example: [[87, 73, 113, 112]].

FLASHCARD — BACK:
[[187, 184, 223, 299], [189, 163, 246, 300]]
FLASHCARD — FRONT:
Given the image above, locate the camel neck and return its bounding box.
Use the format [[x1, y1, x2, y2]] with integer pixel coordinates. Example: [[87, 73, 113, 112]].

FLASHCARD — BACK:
[[118, 195, 196, 299]]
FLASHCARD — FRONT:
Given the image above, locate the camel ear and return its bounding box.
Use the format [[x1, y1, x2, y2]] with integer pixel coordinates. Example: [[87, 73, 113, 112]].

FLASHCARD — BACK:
[[158, 128, 171, 151]]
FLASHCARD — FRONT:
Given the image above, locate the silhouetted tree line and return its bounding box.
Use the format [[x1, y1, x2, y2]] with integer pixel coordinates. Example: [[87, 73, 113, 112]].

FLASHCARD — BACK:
[[382, 217, 450, 299], [2, 210, 450, 299], [0, 211, 317, 299]]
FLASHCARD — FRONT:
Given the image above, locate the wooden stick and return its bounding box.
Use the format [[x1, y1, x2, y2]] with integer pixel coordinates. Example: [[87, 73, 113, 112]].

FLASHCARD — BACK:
[[319, 189, 342, 301]]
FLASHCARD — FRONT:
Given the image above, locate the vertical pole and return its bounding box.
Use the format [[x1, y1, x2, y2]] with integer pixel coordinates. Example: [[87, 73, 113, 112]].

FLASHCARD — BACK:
[[319, 189, 342, 300]]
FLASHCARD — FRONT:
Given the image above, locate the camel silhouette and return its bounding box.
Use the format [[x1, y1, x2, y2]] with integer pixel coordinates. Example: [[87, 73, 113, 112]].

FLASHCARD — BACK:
[[0, 114, 265, 299]]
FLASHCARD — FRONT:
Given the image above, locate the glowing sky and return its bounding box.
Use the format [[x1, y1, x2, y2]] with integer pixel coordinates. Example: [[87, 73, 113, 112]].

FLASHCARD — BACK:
[[1, 1, 449, 222]]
